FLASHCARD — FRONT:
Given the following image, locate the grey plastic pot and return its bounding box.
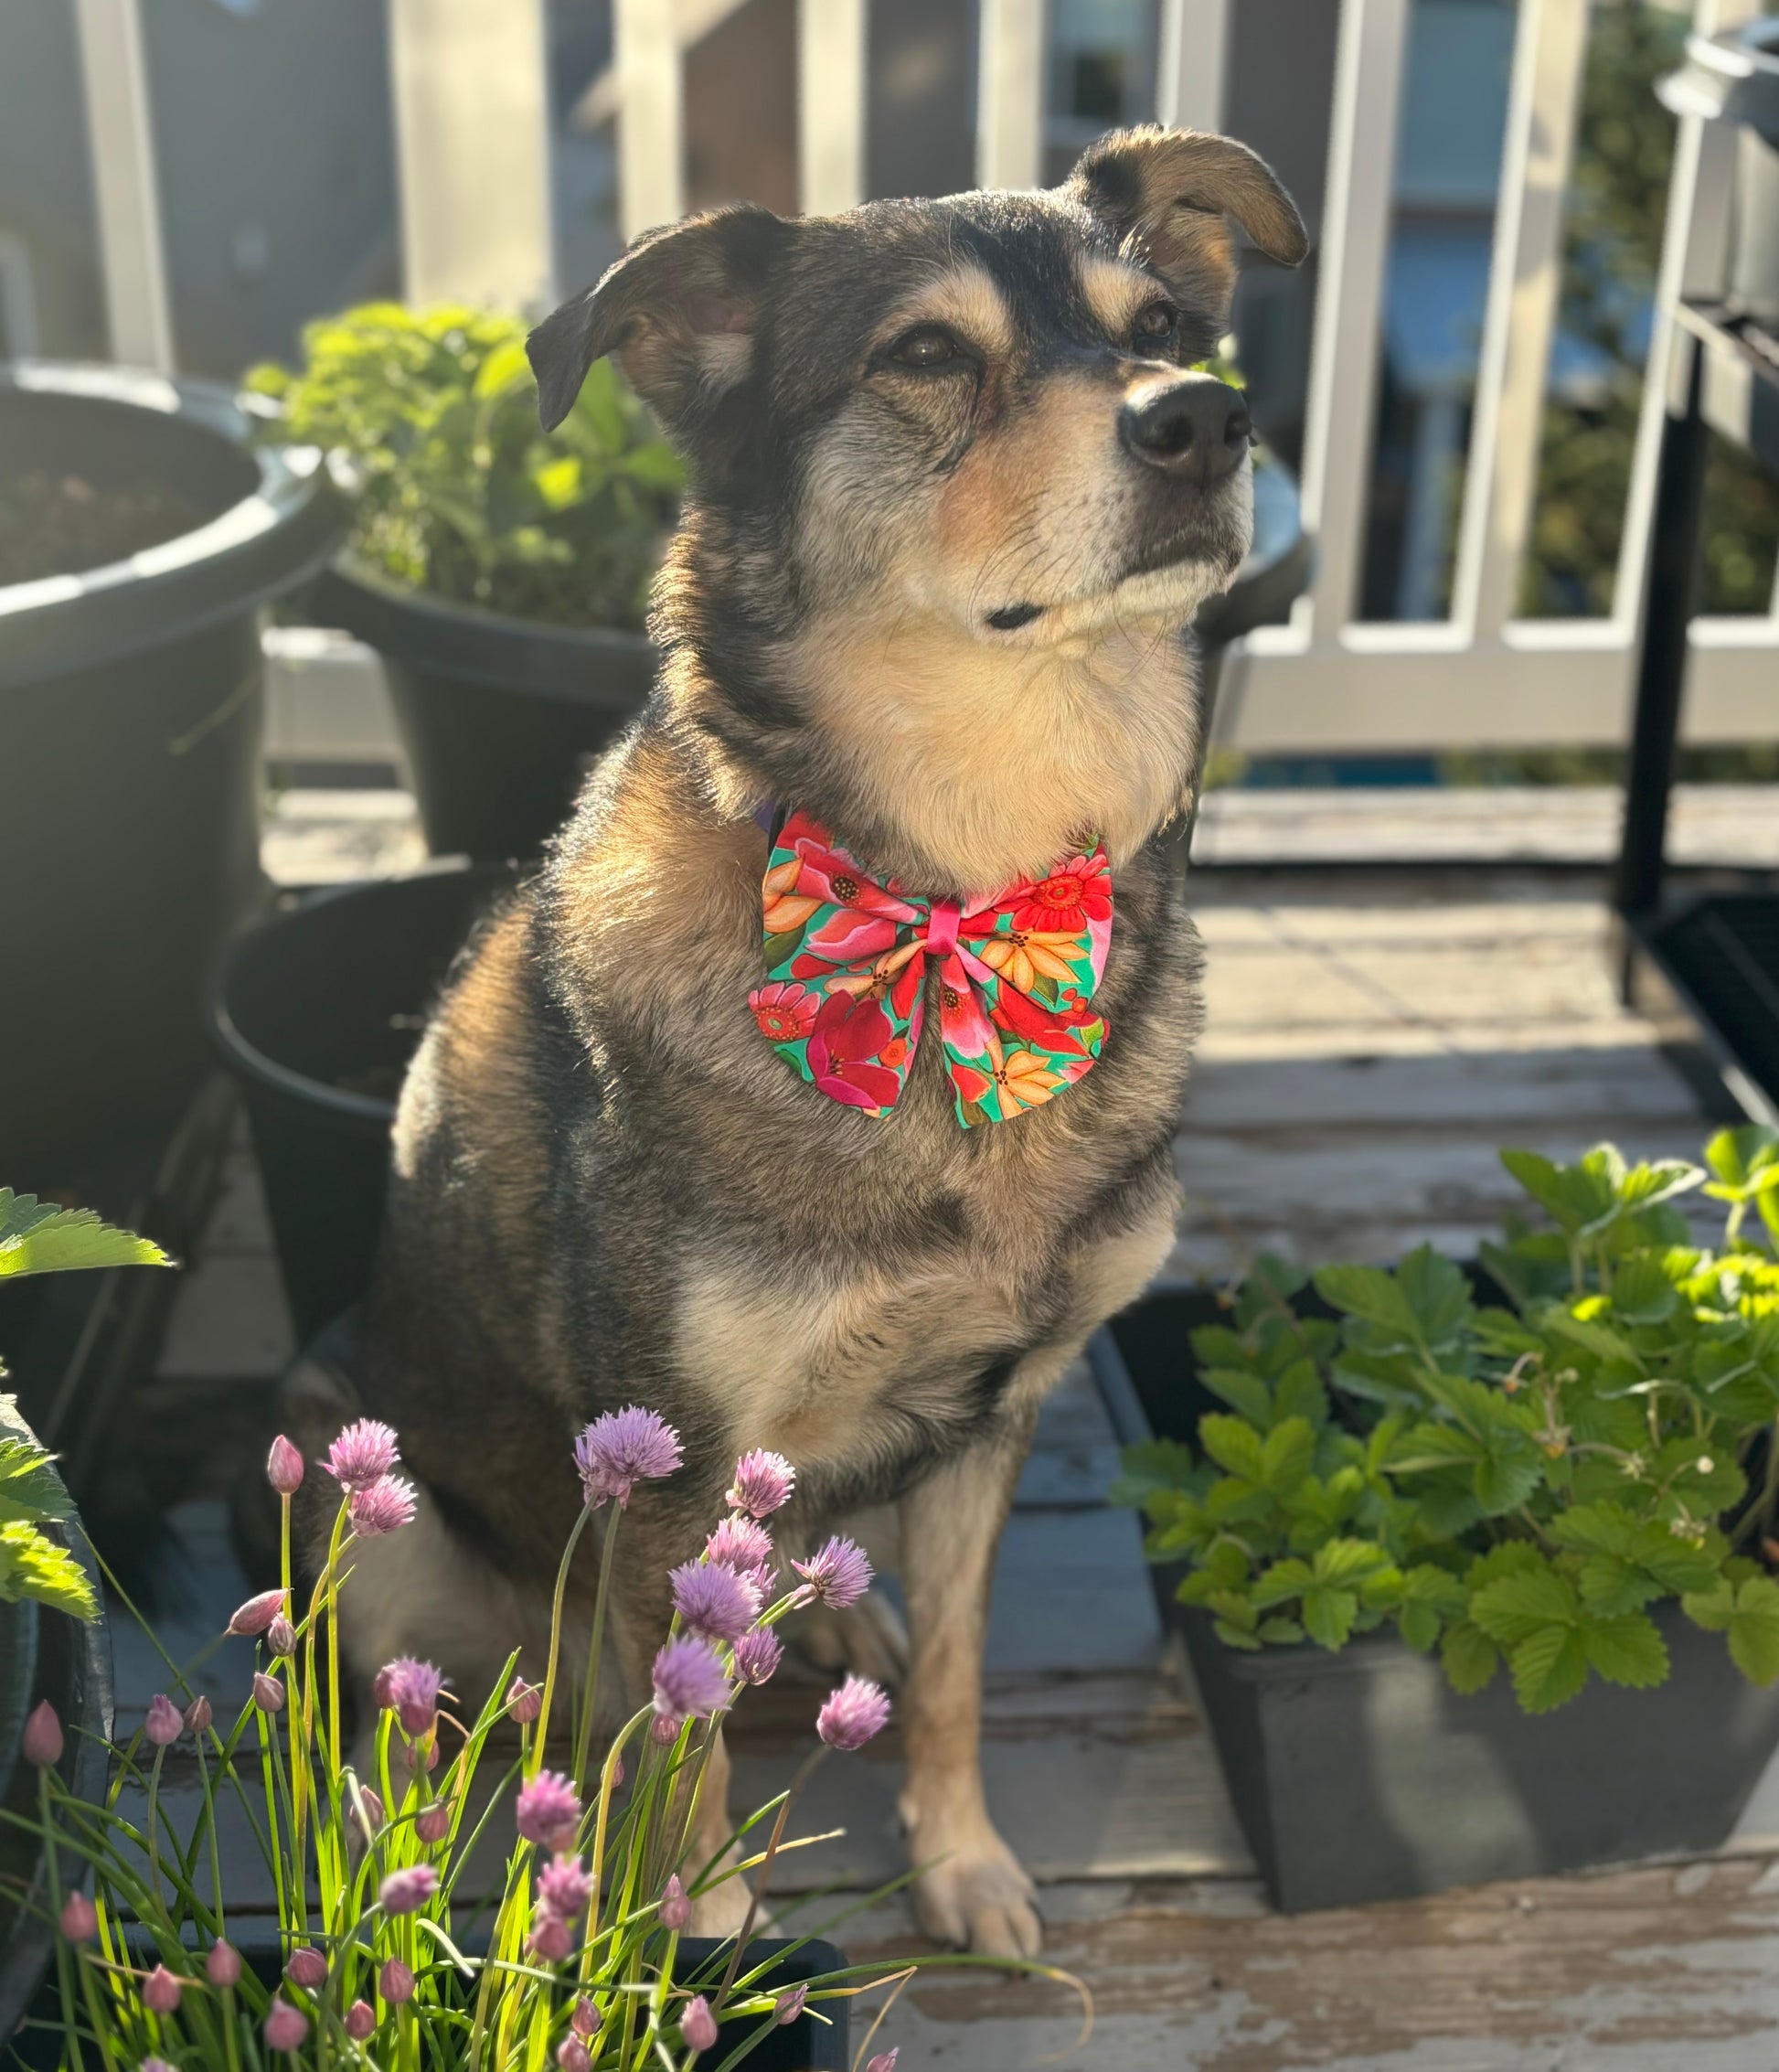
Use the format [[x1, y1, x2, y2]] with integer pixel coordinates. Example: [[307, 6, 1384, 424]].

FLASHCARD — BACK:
[[1090, 1290, 1779, 1913], [311, 561, 655, 863], [0, 362, 346, 1190]]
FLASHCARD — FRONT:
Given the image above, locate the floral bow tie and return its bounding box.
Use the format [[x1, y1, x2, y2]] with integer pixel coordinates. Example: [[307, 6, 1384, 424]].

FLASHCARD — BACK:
[[748, 808, 1112, 1126]]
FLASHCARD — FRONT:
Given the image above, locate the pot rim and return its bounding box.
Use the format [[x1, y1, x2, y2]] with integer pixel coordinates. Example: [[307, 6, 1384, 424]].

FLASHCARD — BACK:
[[205, 862, 517, 1133], [0, 361, 346, 688]]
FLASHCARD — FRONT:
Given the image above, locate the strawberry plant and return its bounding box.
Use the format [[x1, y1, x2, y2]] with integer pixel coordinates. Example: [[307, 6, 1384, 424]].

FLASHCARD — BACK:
[[245, 304, 681, 629], [1115, 1126, 1779, 1713]]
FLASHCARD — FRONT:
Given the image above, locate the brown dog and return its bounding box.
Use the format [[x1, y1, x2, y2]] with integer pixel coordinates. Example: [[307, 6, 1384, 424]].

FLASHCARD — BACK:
[[317, 126, 1305, 1958]]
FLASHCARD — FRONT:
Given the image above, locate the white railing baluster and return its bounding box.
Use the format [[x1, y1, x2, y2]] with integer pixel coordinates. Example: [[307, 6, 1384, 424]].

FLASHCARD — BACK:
[[1156, 0, 1231, 135], [613, 0, 684, 241], [73, 0, 173, 370], [388, 0, 553, 308], [799, 0, 868, 215], [1616, 0, 1763, 639], [1295, 0, 1411, 637], [975, 0, 1046, 192], [1449, 0, 1589, 643]]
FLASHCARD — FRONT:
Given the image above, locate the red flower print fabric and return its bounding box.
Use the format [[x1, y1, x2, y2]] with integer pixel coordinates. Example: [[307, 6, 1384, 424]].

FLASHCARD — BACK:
[[747, 809, 1112, 1126]]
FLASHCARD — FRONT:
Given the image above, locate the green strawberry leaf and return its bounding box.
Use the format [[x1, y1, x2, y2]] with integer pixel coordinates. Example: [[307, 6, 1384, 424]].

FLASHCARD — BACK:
[[1510, 1623, 1591, 1712]]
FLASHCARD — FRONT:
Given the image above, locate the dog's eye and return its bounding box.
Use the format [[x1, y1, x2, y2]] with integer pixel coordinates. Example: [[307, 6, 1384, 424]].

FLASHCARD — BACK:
[[1132, 302, 1179, 351], [887, 326, 964, 369]]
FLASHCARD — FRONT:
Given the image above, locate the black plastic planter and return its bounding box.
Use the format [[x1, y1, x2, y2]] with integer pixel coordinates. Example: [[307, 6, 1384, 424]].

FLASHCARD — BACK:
[[1090, 1287, 1779, 1913], [311, 561, 655, 863], [208, 862, 518, 1342], [0, 1403, 113, 2046], [0, 364, 346, 1191]]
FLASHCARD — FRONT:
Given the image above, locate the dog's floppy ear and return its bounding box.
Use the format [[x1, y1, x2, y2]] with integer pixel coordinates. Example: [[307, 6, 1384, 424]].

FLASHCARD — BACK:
[[1066, 125, 1307, 311], [527, 204, 797, 435]]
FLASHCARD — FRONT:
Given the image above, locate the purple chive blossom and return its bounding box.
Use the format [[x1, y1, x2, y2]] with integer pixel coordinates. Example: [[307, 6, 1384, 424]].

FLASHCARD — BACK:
[[705, 1514, 776, 1590], [657, 1874, 690, 1931], [727, 1449, 794, 1520], [142, 1966, 183, 2013], [732, 1627, 783, 1687], [267, 1435, 304, 1495], [537, 1853, 592, 1920], [651, 1637, 733, 1725], [680, 1997, 719, 2052], [263, 1999, 308, 2052], [348, 1474, 417, 1538], [866, 2054, 899, 2072], [670, 1558, 760, 1642], [185, 1696, 212, 1736], [415, 1800, 452, 1843], [206, 1940, 241, 1988], [378, 1864, 439, 1914], [142, 2059, 175, 2072], [557, 2039, 591, 2072], [285, 1947, 328, 1992], [573, 1406, 683, 1510], [792, 1536, 873, 1610], [775, 1983, 807, 2025], [59, 1893, 97, 1943], [383, 1656, 448, 1736], [144, 1694, 183, 1746], [816, 1675, 891, 1752], [344, 2002, 376, 2041], [515, 1770, 582, 1851], [228, 1587, 287, 1638], [506, 1675, 543, 1725], [530, 1914, 573, 1963], [267, 1615, 297, 1658], [23, 1702, 62, 1767], [357, 1786, 385, 1831], [571, 1999, 602, 2040], [322, 1418, 399, 1492], [253, 1671, 285, 1714], [379, 1959, 414, 2004]]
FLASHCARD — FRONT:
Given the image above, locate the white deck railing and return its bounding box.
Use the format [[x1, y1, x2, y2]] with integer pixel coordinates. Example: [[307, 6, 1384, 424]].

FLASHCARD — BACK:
[[69, 0, 1779, 758]]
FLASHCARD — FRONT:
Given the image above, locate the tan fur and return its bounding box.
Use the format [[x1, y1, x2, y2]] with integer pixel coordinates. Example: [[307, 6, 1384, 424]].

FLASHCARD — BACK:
[[782, 613, 1201, 892], [1077, 254, 1166, 338], [876, 262, 1016, 361]]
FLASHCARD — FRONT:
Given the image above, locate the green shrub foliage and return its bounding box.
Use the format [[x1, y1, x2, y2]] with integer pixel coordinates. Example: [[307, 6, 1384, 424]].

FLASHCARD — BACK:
[[1116, 1127, 1779, 1712], [246, 304, 682, 628]]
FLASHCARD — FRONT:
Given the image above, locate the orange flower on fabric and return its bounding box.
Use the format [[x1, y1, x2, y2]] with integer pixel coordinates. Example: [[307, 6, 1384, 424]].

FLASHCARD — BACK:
[[762, 858, 822, 936], [971, 929, 1079, 995]]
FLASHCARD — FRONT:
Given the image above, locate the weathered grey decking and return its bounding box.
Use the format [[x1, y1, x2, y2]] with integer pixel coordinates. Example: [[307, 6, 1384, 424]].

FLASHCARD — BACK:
[[128, 785, 1779, 2070]]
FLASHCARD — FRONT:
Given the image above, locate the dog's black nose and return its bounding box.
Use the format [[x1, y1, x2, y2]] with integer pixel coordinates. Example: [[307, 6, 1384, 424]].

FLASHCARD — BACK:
[[1119, 376, 1252, 485]]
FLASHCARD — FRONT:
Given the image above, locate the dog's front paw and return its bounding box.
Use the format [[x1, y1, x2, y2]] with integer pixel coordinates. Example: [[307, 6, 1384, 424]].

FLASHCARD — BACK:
[[908, 1827, 1042, 1959]]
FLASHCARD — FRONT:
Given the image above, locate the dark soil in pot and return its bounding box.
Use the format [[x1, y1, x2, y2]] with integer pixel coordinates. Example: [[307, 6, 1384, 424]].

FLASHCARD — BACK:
[[0, 472, 215, 585], [1090, 1285, 1779, 1912], [208, 862, 519, 1342], [0, 366, 345, 1191]]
